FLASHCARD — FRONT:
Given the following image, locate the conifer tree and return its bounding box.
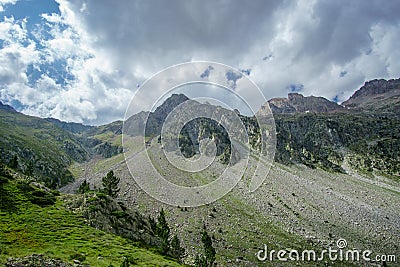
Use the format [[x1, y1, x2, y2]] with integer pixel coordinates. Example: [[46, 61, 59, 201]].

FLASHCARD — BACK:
[[148, 215, 157, 233], [171, 235, 185, 262], [102, 170, 120, 198], [78, 179, 90, 194], [195, 229, 216, 267], [156, 208, 170, 255]]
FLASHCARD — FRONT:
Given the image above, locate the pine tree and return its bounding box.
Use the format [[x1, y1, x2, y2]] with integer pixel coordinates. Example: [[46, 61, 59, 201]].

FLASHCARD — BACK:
[[195, 230, 216, 267], [78, 179, 90, 194], [156, 208, 170, 255], [148, 215, 157, 233], [171, 235, 185, 262], [102, 170, 120, 198], [202, 230, 216, 266]]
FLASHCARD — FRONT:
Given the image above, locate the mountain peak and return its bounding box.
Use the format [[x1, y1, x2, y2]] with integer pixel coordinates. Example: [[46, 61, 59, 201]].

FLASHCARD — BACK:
[[263, 93, 343, 114], [125, 93, 190, 137], [342, 78, 400, 110], [153, 93, 189, 120], [287, 92, 304, 100]]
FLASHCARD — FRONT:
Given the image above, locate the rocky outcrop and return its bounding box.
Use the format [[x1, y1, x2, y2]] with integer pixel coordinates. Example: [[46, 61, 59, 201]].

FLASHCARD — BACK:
[[262, 93, 344, 114], [123, 111, 149, 136], [63, 193, 161, 247]]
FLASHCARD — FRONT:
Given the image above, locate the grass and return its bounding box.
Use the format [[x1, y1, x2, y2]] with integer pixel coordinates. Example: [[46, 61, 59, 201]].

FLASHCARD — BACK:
[[0, 109, 88, 187], [0, 173, 183, 267], [93, 153, 126, 173], [92, 132, 123, 148], [68, 162, 86, 178]]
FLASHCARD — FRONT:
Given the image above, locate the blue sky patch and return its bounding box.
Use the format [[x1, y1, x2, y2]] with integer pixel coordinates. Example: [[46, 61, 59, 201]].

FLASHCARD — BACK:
[[240, 69, 251, 76], [339, 70, 347, 77], [332, 95, 340, 103], [226, 70, 242, 83], [288, 84, 304, 93], [2, 0, 60, 22], [200, 65, 214, 78], [2, 0, 75, 88]]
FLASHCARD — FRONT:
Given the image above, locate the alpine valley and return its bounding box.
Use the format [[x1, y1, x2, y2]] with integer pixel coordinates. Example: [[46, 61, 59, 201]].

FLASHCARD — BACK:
[[1, 78, 399, 266]]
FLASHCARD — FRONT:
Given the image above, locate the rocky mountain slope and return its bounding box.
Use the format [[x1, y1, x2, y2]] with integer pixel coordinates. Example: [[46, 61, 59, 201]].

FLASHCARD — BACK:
[[343, 78, 400, 114], [130, 92, 400, 176], [256, 78, 400, 175], [274, 112, 399, 175], [259, 78, 400, 116], [0, 104, 123, 188], [62, 132, 399, 266], [3, 77, 397, 189], [124, 94, 189, 137]]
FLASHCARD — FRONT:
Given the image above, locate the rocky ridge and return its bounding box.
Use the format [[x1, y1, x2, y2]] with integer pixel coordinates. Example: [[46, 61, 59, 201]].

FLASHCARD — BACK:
[[342, 78, 400, 113], [262, 92, 344, 114]]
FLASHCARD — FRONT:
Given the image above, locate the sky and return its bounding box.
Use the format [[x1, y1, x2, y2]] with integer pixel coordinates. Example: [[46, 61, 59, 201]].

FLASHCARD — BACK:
[[0, 0, 399, 125]]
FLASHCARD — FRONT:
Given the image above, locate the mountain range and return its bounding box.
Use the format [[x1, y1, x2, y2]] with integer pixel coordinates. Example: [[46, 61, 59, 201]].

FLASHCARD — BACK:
[[1, 78, 399, 187], [261, 78, 400, 114], [0, 78, 399, 266]]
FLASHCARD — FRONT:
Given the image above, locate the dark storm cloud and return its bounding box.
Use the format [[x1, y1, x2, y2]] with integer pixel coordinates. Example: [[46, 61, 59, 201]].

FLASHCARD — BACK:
[[294, 0, 400, 65], [65, 0, 282, 71]]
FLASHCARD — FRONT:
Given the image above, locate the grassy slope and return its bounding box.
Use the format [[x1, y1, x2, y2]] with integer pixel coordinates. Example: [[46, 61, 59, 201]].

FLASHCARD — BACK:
[[0, 109, 88, 187], [0, 173, 182, 267]]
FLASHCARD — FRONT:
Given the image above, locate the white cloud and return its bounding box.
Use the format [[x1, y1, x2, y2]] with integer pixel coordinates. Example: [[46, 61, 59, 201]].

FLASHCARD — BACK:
[[369, 23, 400, 75], [1, 0, 400, 124], [0, 0, 138, 124], [0, 0, 17, 12], [0, 16, 27, 43], [0, 16, 41, 104]]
